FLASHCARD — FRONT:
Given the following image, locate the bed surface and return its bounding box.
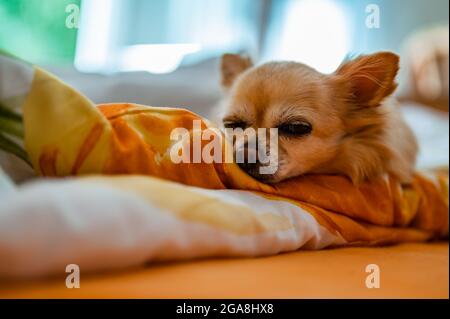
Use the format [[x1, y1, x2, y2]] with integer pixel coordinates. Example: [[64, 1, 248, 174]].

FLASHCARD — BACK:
[[1, 242, 447, 299]]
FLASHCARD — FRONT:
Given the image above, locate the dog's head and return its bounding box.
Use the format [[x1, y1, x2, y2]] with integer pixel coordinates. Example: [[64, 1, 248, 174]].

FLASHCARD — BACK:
[[220, 52, 400, 183]]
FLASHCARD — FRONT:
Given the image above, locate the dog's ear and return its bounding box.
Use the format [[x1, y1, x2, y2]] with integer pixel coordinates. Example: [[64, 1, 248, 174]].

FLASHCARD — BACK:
[[336, 52, 399, 107], [220, 54, 253, 89]]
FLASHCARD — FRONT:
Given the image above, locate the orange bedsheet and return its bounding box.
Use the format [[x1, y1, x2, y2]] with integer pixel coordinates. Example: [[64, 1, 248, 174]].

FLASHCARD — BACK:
[[1, 242, 447, 299]]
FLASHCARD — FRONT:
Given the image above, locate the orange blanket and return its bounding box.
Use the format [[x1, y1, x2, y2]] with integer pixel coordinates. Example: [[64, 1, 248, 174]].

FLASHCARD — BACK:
[[18, 66, 448, 246], [99, 103, 449, 241]]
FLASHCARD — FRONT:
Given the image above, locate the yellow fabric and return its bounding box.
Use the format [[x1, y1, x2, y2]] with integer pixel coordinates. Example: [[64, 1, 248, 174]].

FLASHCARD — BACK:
[[22, 65, 449, 246], [86, 175, 295, 235], [23, 68, 111, 176]]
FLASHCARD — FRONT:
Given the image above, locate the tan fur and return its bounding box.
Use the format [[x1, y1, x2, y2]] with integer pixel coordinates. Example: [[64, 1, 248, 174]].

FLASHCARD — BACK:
[[220, 52, 418, 184]]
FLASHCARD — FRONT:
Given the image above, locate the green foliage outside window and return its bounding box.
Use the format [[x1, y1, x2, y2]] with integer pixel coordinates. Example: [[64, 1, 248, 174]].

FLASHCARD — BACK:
[[0, 0, 80, 65]]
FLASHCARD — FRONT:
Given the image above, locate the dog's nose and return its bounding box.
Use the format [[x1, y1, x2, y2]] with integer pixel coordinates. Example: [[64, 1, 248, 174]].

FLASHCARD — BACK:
[[238, 161, 260, 174], [236, 140, 260, 176]]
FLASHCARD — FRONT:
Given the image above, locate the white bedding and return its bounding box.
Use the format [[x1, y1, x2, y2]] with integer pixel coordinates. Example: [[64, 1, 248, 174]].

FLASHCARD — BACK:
[[0, 173, 343, 278]]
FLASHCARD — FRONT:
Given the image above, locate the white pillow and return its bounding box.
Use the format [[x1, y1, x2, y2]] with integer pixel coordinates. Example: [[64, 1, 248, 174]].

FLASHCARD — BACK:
[[401, 102, 449, 169]]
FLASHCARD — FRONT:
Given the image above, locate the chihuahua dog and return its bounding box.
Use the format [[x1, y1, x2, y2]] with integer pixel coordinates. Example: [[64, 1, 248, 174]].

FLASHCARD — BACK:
[[219, 52, 418, 184]]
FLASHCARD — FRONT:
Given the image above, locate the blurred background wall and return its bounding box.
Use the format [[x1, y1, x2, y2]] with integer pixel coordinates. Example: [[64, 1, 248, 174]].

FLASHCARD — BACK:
[[0, 0, 448, 114], [1, 0, 448, 72]]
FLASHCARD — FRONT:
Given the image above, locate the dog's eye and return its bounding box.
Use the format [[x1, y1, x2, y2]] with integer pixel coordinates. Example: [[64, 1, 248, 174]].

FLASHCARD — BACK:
[[278, 122, 312, 137], [223, 121, 247, 129]]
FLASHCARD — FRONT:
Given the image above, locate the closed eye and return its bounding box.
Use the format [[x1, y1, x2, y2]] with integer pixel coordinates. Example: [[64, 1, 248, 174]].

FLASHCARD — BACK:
[[223, 120, 248, 130], [278, 121, 312, 137]]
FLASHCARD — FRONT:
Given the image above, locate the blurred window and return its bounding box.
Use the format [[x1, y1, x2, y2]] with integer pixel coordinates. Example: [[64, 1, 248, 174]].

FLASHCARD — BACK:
[[1, 0, 448, 75], [75, 0, 268, 73]]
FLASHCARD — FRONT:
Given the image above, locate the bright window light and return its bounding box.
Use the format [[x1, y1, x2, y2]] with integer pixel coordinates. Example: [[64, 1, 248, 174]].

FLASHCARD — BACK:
[[74, 0, 114, 73], [119, 44, 201, 74], [74, 0, 201, 74], [275, 0, 350, 74]]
